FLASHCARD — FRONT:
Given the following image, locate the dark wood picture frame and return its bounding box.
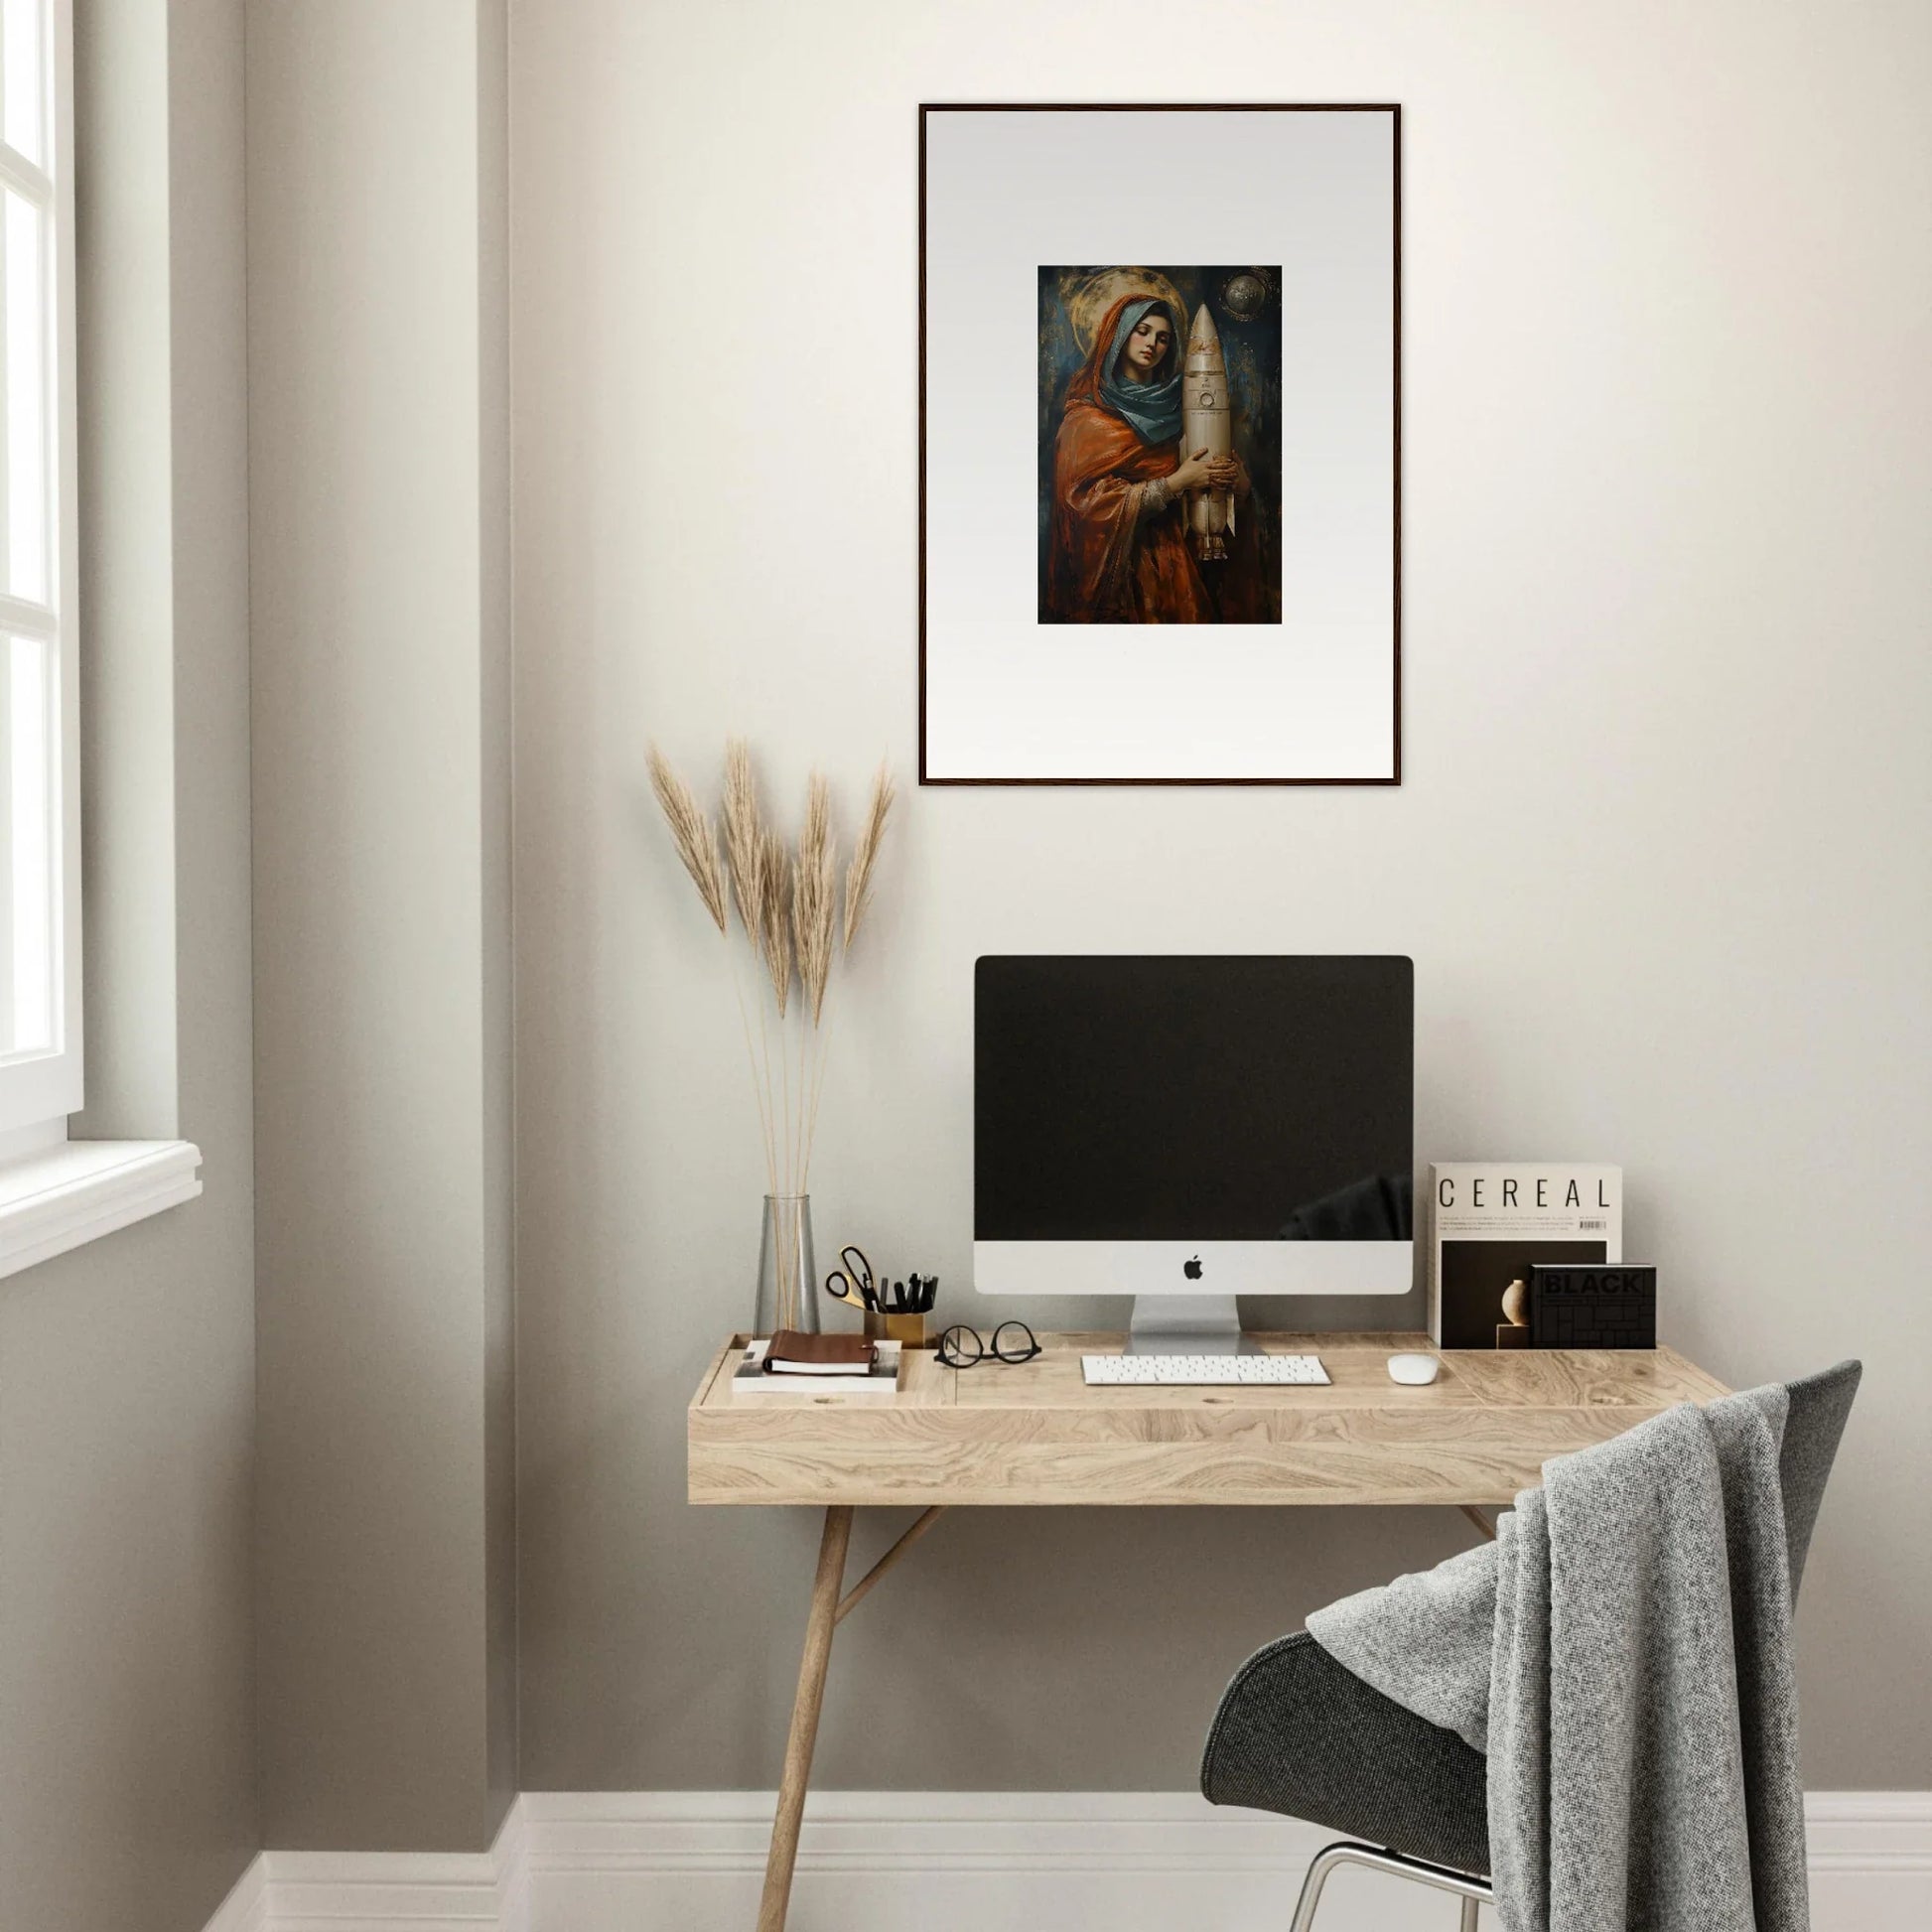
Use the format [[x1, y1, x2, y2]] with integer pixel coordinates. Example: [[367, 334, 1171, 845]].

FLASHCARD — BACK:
[[917, 102, 1402, 787]]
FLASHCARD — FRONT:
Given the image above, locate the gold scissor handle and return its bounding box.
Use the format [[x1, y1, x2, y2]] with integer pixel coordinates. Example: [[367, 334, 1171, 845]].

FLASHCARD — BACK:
[[824, 1243, 876, 1307]]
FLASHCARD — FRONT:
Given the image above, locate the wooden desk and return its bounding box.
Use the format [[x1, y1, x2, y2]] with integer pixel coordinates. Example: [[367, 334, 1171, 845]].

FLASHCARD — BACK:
[[688, 1331, 1727, 1931]]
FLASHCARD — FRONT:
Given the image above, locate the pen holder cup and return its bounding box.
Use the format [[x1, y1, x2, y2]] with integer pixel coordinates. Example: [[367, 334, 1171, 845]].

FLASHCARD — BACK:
[[867, 1310, 927, 1348]]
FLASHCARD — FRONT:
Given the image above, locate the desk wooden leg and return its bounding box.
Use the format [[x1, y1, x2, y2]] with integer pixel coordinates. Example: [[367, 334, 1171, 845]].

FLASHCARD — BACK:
[[758, 1504, 853, 1932], [837, 1505, 944, 1624]]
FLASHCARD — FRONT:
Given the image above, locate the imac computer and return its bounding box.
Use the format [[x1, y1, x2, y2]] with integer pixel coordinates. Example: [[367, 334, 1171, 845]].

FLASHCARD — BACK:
[[974, 955, 1414, 1352]]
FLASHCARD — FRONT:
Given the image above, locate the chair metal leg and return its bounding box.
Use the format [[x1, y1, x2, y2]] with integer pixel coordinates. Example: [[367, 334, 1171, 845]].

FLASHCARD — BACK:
[[1288, 1841, 1493, 1932], [1287, 1843, 1350, 1932]]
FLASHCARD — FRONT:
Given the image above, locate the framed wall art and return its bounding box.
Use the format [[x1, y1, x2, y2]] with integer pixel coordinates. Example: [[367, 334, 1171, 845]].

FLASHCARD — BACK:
[[919, 104, 1401, 785]]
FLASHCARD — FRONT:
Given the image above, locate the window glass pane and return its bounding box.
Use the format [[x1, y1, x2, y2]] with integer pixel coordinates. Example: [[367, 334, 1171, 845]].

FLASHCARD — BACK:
[[1, 0, 45, 169], [3, 186, 47, 605], [1, 631, 54, 1056]]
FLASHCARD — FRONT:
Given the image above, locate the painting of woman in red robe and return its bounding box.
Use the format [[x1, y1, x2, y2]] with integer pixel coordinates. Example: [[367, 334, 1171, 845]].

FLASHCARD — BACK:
[[1039, 269, 1281, 625]]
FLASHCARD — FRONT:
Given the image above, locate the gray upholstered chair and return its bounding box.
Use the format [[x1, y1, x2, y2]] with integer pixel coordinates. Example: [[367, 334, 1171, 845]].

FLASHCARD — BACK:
[[1200, 1361, 1862, 1930]]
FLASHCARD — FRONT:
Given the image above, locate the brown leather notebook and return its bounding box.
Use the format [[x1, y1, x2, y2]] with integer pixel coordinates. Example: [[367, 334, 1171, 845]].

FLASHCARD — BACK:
[[765, 1330, 876, 1374]]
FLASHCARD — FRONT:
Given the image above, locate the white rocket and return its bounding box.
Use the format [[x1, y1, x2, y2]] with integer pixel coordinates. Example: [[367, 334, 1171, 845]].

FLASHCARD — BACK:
[[1182, 304, 1234, 561]]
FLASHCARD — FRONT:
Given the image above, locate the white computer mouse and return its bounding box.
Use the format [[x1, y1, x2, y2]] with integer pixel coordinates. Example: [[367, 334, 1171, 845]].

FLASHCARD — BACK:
[[1387, 1352, 1442, 1386]]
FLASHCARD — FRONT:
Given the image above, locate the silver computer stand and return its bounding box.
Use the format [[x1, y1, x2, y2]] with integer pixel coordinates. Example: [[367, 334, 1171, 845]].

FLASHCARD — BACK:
[[1125, 1294, 1258, 1356]]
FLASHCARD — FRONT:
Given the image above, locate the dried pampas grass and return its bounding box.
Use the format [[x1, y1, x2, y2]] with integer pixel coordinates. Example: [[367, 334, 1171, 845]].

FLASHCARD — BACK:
[[646, 742, 896, 1197], [646, 747, 727, 934], [843, 762, 895, 952], [793, 774, 837, 1025], [759, 828, 793, 1020], [722, 738, 765, 943]]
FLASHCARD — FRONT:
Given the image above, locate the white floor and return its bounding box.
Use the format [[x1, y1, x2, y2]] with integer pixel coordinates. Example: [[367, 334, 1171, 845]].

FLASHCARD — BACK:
[[205, 1790, 1932, 1932]]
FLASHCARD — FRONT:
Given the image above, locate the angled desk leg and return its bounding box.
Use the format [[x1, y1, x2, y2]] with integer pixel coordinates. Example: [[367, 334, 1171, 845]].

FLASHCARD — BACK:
[[756, 1505, 947, 1932], [759, 1505, 853, 1932], [1459, 1505, 1498, 1542]]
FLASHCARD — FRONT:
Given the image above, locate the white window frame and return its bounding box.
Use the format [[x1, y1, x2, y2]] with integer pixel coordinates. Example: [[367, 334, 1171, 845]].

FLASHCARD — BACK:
[[0, 0, 200, 1278], [0, 0, 79, 1142]]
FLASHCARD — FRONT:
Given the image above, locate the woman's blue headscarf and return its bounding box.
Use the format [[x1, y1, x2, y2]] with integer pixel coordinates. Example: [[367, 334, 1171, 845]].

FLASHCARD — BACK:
[[1097, 297, 1182, 445]]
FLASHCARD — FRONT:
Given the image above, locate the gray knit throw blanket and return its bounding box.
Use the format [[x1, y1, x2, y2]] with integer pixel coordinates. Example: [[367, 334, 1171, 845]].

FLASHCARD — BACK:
[[1307, 1388, 1809, 1932]]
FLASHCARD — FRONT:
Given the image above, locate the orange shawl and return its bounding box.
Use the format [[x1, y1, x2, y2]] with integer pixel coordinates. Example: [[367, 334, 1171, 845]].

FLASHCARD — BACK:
[[1045, 294, 1213, 624]]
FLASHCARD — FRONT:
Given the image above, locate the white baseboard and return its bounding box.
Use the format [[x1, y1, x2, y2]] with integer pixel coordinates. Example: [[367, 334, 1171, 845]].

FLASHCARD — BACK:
[[201, 1853, 267, 1932], [1803, 1792, 1932, 1932], [198, 1804, 524, 1932], [200, 1790, 1932, 1932]]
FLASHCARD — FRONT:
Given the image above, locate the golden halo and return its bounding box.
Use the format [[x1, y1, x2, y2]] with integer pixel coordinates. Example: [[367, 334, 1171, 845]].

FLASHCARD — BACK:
[[1059, 267, 1190, 357]]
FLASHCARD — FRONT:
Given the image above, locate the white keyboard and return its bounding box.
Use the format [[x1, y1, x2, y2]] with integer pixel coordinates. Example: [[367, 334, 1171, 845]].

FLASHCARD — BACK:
[[1081, 1352, 1329, 1387]]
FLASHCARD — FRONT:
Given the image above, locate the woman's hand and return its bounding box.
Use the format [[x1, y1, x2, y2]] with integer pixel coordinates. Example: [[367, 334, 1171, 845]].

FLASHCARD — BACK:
[[1173, 449, 1250, 496], [1171, 447, 1214, 493], [1205, 454, 1249, 497]]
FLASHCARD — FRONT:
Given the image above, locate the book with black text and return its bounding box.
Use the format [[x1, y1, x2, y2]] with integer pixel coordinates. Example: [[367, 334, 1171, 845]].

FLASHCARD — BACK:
[[1428, 1164, 1622, 1348]]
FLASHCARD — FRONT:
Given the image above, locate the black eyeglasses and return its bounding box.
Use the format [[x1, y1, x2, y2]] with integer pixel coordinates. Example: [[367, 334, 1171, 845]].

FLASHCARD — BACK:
[[936, 1320, 1040, 1368]]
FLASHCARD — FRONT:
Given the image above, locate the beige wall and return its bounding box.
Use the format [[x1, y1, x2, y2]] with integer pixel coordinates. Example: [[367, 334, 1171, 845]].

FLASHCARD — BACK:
[[0, 4, 258, 1929], [249, 0, 516, 1853], [511, 0, 1932, 1794]]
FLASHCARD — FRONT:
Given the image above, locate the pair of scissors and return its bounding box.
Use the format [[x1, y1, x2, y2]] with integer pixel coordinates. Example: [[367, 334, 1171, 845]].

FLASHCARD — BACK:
[[824, 1245, 878, 1311]]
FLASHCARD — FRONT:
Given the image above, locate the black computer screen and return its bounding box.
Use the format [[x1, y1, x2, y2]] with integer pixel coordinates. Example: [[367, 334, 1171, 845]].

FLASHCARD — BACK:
[[974, 956, 1414, 1241]]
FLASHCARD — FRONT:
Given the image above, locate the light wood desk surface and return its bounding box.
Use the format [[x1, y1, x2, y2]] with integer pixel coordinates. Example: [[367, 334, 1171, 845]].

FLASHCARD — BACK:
[[691, 1331, 1729, 1931], [688, 1330, 1729, 1509]]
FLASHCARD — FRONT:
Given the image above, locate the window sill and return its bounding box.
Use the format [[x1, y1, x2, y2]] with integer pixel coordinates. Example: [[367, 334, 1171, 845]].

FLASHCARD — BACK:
[[0, 1140, 204, 1283]]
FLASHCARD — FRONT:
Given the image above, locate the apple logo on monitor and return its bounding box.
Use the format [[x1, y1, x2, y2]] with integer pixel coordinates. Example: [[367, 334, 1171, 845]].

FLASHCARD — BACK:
[[1183, 1255, 1203, 1280]]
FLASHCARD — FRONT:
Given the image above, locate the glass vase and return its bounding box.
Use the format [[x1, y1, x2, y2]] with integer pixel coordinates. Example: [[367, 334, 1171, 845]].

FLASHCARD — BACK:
[[754, 1193, 818, 1338]]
